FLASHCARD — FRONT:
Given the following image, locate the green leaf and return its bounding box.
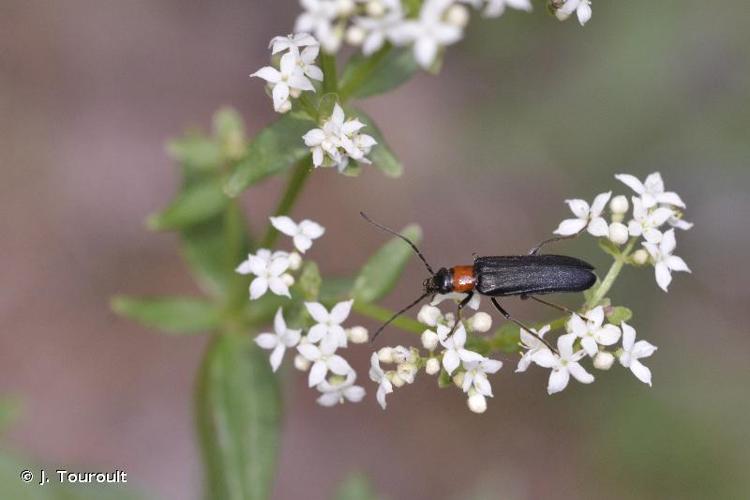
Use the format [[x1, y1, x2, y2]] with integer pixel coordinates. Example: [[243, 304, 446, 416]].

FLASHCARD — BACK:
[[111, 296, 220, 334], [213, 107, 246, 161], [224, 114, 315, 197], [352, 224, 422, 304], [318, 93, 339, 120], [340, 46, 419, 100], [352, 109, 403, 178], [196, 332, 281, 500], [490, 322, 522, 353], [296, 261, 322, 302], [148, 178, 228, 231], [606, 305, 633, 325], [334, 472, 380, 500], [167, 133, 221, 176], [320, 277, 355, 305]]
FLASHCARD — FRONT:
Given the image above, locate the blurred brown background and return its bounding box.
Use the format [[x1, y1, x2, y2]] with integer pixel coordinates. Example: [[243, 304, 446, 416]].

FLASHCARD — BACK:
[[2, 1, 749, 499]]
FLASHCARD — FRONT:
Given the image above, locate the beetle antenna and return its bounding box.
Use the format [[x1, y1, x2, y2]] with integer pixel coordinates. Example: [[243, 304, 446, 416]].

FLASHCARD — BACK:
[[360, 211, 435, 275], [370, 292, 431, 342]]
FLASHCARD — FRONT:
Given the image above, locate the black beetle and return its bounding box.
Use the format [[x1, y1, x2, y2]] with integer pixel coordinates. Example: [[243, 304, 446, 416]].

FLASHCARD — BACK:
[[360, 212, 596, 351]]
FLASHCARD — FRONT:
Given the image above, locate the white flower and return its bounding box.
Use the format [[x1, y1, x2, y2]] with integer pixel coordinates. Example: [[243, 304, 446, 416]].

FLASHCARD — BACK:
[[462, 0, 532, 18], [316, 370, 366, 406], [532, 334, 595, 394], [627, 196, 674, 244], [425, 357, 441, 375], [421, 329, 439, 350], [303, 104, 376, 171], [608, 222, 629, 245], [251, 52, 315, 113], [297, 337, 352, 387], [618, 322, 657, 386], [468, 312, 492, 332], [269, 33, 318, 54], [296, 0, 343, 53], [270, 216, 325, 253], [369, 353, 393, 409], [353, 0, 405, 55], [438, 324, 484, 375], [567, 307, 621, 357], [255, 308, 302, 372], [236, 250, 293, 299], [593, 351, 615, 370], [467, 389, 488, 413], [554, 192, 611, 237], [609, 194, 629, 215], [346, 326, 369, 343], [554, 0, 592, 26], [461, 357, 503, 396], [515, 324, 551, 373], [417, 305, 443, 326], [615, 172, 686, 209], [668, 214, 694, 231], [430, 292, 481, 310], [305, 300, 353, 347], [390, 0, 464, 69], [297, 44, 324, 82], [642, 229, 691, 292]]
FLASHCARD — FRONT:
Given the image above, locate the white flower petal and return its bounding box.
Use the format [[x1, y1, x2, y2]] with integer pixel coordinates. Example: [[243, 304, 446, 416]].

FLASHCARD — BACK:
[[587, 217, 609, 237], [631, 340, 658, 359], [305, 302, 330, 323], [654, 262, 672, 292], [621, 322, 636, 351], [255, 333, 278, 350], [532, 348, 557, 368], [268, 277, 291, 297], [330, 300, 353, 324], [269, 345, 285, 372], [293, 234, 313, 253], [299, 220, 325, 239], [297, 343, 320, 361], [316, 392, 341, 407], [344, 385, 366, 402], [656, 191, 686, 208], [327, 355, 352, 375], [666, 256, 690, 273], [567, 362, 594, 384], [251, 66, 281, 83], [554, 218, 588, 236], [629, 359, 652, 386], [442, 350, 460, 375], [306, 324, 327, 343], [580, 336, 598, 357], [565, 198, 590, 218], [270, 216, 298, 236], [615, 174, 646, 195], [271, 83, 290, 111], [644, 172, 664, 193], [590, 191, 612, 216], [249, 277, 269, 299], [595, 324, 621, 346], [308, 361, 328, 387], [547, 369, 570, 395]]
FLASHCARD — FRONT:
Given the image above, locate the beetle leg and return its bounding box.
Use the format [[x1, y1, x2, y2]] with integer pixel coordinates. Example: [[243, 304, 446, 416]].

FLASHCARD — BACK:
[[528, 229, 584, 255], [447, 292, 474, 337], [521, 294, 591, 322], [490, 298, 557, 353]]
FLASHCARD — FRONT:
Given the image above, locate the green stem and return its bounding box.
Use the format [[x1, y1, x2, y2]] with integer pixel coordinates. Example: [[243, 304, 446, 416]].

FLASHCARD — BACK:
[[321, 52, 338, 94], [339, 45, 391, 101], [259, 158, 313, 249], [585, 237, 638, 309], [353, 301, 424, 335]]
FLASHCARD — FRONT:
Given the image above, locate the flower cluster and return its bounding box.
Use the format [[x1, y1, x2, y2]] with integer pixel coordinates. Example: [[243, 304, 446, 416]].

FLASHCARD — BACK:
[[239, 218, 372, 406], [371, 294, 501, 413], [517, 306, 657, 393], [303, 103, 377, 171], [293, 0, 589, 70], [554, 172, 692, 292], [251, 33, 323, 113]]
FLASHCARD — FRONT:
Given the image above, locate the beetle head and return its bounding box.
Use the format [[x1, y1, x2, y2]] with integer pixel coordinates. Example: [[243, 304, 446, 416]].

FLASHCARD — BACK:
[[423, 267, 453, 295]]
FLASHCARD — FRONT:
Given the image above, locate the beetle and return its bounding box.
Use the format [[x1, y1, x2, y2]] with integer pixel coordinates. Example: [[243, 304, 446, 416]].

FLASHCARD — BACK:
[[360, 212, 597, 351]]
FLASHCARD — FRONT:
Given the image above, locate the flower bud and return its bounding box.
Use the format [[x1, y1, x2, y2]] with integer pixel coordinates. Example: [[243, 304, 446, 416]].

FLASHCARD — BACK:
[[421, 329, 439, 350], [452, 372, 465, 388], [417, 305, 442, 326], [445, 4, 470, 28], [608, 222, 629, 245], [289, 88, 302, 99], [425, 357, 440, 375], [281, 273, 295, 287], [388, 372, 405, 388], [397, 363, 417, 384], [294, 354, 310, 371], [347, 326, 369, 344], [593, 351, 615, 370], [467, 390, 487, 414], [336, 0, 355, 16], [377, 347, 393, 364], [469, 312, 492, 333], [345, 25, 365, 46], [288, 252, 302, 271], [277, 100, 292, 114], [632, 249, 649, 266], [391, 346, 410, 364], [365, 0, 385, 17], [610, 195, 629, 215]]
